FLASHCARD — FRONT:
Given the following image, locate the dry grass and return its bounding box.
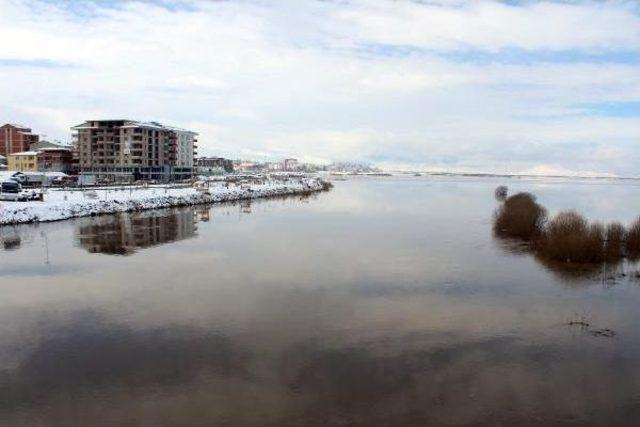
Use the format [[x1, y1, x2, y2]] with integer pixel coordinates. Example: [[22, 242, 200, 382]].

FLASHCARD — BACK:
[[493, 192, 546, 240]]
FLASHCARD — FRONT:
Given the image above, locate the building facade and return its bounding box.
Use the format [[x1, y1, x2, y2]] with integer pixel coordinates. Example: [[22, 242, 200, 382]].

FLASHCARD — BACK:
[[0, 124, 39, 157], [7, 151, 38, 172], [37, 147, 74, 173], [72, 120, 197, 182]]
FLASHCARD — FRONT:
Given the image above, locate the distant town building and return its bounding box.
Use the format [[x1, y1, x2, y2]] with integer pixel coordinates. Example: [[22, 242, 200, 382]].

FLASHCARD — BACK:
[[265, 162, 283, 171], [37, 147, 74, 173], [71, 120, 197, 182], [237, 161, 263, 172], [196, 157, 234, 174], [7, 151, 39, 172], [0, 154, 6, 170], [0, 124, 39, 157], [283, 158, 299, 171]]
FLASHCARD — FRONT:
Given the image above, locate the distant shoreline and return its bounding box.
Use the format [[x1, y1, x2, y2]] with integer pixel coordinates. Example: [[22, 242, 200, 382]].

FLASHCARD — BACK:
[[383, 171, 640, 181]]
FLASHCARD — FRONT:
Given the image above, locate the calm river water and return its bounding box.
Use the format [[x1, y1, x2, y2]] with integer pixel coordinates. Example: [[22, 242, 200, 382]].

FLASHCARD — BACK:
[[2, 176, 640, 426]]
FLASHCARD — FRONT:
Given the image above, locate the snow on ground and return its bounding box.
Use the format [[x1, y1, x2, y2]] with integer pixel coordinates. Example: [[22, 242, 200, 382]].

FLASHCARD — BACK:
[[0, 178, 326, 225]]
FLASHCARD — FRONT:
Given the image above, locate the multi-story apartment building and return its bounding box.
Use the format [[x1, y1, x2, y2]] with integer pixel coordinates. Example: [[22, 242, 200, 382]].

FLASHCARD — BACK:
[[0, 124, 39, 157], [71, 120, 197, 182], [7, 151, 39, 172]]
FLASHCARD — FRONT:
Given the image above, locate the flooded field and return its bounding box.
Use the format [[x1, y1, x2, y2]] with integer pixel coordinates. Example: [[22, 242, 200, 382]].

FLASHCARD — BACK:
[[2, 176, 640, 426]]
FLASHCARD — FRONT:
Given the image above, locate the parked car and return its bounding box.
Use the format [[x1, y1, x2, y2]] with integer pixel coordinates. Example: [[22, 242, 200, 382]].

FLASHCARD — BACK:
[[0, 181, 32, 201]]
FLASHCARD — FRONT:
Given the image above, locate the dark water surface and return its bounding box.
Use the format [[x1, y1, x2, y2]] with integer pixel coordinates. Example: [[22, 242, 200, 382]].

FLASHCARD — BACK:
[[2, 176, 640, 426]]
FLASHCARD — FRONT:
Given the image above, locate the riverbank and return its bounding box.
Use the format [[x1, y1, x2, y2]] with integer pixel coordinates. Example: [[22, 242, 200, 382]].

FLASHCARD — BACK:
[[0, 177, 329, 225]]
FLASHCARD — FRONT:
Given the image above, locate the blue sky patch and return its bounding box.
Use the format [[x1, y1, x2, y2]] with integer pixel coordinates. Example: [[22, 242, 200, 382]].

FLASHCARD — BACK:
[[579, 102, 640, 117]]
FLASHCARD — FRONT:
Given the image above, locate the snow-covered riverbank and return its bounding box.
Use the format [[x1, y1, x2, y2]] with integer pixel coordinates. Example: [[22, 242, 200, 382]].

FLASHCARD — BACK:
[[0, 178, 329, 225]]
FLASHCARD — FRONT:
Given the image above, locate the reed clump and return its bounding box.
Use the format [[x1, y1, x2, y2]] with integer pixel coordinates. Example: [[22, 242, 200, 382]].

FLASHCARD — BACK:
[[493, 192, 546, 240]]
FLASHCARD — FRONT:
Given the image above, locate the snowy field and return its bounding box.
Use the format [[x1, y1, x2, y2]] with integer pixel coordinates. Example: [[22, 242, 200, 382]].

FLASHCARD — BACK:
[[0, 178, 326, 225]]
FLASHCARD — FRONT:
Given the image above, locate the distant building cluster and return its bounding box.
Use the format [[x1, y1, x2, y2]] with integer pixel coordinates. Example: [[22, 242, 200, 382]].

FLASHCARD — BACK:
[[1, 124, 72, 174], [1, 120, 202, 183], [229, 158, 322, 174], [1, 120, 372, 184]]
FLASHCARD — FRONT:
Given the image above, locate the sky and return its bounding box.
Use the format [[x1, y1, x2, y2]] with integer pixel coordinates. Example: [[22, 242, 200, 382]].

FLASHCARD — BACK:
[[0, 0, 639, 176]]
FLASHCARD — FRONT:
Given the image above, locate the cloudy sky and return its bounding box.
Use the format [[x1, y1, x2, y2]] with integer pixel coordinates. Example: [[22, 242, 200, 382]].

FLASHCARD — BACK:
[[1, 0, 639, 175]]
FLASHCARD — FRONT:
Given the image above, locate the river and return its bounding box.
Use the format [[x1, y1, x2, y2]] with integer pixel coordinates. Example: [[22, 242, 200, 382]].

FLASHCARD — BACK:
[[1, 176, 640, 426]]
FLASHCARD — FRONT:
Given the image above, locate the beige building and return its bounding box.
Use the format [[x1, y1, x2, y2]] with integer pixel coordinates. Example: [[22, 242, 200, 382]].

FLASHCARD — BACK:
[[7, 151, 38, 172], [72, 120, 197, 182]]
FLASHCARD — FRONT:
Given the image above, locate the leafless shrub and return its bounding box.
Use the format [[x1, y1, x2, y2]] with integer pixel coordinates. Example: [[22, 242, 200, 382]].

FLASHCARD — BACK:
[[494, 185, 508, 202], [493, 192, 546, 240], [627, 217, 640, 260], [321, 180, 334, 191], [493, 191, 640, 275], [605, 222, 626, 260], [536, 211, 605, 264]]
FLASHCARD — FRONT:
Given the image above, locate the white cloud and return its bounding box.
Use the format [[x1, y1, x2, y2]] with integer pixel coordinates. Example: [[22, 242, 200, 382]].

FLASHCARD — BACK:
[[0, 0, 639, 176], [336, 0, 640, 52]]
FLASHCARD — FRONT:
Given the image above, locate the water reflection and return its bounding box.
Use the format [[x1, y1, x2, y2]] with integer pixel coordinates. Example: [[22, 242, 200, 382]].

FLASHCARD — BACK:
[[0, 312, 249, 410], [75, 208, 200, 255], [1, 304, 639, 426], [493, 225, 637, 284], [1, 226, 23, 251]]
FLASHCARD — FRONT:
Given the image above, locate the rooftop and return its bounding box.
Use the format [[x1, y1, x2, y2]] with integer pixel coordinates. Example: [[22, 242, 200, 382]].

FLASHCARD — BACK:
[[0, 171, 24, 181], [1, 123, 30, 130], [38, 146, 72, 152], [72, 120, 197, 134], [9, 151, 38, 156]]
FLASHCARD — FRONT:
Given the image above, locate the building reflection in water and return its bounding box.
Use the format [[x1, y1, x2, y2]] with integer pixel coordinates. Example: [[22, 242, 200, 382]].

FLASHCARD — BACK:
[[73, 196, 309, 255], [1, 226, 22, 251], [76, 208, 201, 255]]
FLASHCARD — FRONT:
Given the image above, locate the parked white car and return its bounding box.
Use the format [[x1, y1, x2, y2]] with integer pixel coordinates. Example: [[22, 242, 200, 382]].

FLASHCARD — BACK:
[[0, 181, 33, 202]]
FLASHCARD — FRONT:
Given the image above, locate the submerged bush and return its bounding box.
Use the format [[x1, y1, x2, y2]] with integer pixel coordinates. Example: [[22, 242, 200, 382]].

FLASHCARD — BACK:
[[537, 211, 605, 264], [605, 222, 626, 260], [493, 191, 640, 272], [627, 217, 640, 260], [494, 185, 508, 202], [493, 192, 546, 240], [321, 180, 334, 191]]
